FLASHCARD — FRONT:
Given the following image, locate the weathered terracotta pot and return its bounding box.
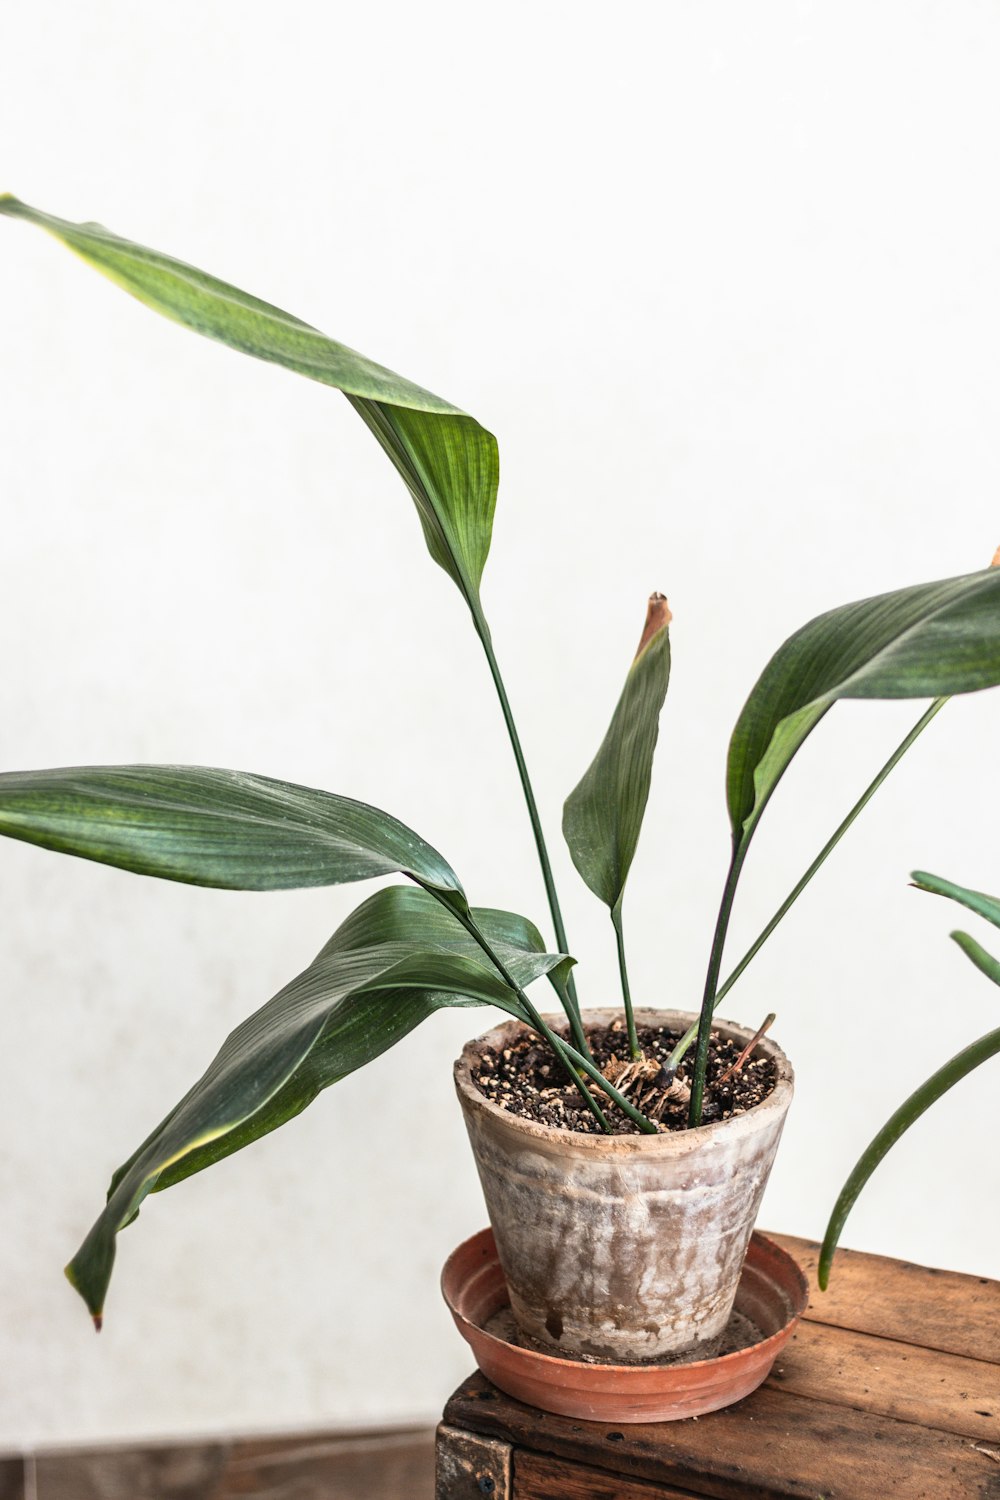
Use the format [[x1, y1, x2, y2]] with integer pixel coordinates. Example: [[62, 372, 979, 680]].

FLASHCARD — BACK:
[[454, 1008, 793, 1364]]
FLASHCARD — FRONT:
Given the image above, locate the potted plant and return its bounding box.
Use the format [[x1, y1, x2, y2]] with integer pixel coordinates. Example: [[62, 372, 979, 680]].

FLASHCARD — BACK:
[[2, 196, 999, 1402]]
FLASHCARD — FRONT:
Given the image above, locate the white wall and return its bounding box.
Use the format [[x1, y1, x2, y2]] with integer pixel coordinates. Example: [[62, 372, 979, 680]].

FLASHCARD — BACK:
[[1, 0, 998, 1449]]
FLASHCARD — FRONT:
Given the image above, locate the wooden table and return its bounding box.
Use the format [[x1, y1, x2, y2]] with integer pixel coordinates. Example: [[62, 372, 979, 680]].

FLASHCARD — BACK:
[[435, 1235, 1000, 1499]]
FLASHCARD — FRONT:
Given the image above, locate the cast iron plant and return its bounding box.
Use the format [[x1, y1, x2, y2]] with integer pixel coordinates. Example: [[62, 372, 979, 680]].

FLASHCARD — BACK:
[[2, 196, 1000, 1327]]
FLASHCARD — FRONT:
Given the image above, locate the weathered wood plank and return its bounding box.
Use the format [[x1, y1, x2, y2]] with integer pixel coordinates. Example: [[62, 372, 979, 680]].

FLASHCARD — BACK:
[[514, 1450, 700, 1498], [29, 1426, 435, 1500], [773, 1235, 1000, 1364], [769, 1318, 1000, 1441], [444, 1372, 1000, 1499], [436, 1425, 512, 1500], [0, 1460, 24, 1500]]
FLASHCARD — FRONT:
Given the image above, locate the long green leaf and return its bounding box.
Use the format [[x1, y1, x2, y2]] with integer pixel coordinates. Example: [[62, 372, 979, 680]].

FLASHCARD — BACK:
[[911, 870, 1000, 934], [0, 195, 497, 612], [727, 568, 1000, 855], [562, 594, 672, 912], [0, 765, 465, 907], [818, 1017, 1000, 1289], [819, 877, 1000, 1287], [67, 887, 569, 1324]]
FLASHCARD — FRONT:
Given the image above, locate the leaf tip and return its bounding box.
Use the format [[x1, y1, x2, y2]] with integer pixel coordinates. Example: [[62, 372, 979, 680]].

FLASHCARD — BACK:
[[634, 592, 671, 660]]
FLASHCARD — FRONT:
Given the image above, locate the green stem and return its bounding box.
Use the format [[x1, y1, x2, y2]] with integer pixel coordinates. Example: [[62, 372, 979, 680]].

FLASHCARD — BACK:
[[475, 618, 589, 1056], [449, 905, 611, 1132], [452, 906, 657, 1135], [688, 848, 746, 1126], [670, 697, 947, 1074], [612, 906, 640, 1059], [559, 1038, 659, 1133]]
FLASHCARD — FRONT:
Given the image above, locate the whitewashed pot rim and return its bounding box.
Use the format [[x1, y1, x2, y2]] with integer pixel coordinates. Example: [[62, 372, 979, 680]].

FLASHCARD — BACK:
[[454, 1006, 794, 1158]]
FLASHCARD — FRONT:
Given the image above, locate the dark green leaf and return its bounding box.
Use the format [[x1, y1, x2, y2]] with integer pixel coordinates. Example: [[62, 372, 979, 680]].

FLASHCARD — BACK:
[[728, 568, 1000, 853], [0, 765, 465, 907], [66, 886, 569, 1324], [911, 870, 1000, 934], [0, 195, 498, 613], [562, 595, 671, 913]]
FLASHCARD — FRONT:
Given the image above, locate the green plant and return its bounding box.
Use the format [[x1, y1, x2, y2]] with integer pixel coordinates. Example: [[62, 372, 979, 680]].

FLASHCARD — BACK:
[[4, 195, 1000, 1328], [819, 871, 1000, 1287]]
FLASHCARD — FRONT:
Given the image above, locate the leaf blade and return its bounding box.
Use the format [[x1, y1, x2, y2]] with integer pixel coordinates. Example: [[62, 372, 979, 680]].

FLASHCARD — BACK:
[[0, 765, 465, 904], [66, 887, 566, 1322], [0, 195, 498, 607], [562, 595, 672, 910], [911, 870, 1000, 935], [818, 1019, 1000, 1288], [728, 568, 1000, 852]]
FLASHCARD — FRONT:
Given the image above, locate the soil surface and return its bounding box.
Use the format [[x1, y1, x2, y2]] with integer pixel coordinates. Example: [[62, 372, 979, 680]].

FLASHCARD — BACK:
[[472, 1017, 776, 1134]]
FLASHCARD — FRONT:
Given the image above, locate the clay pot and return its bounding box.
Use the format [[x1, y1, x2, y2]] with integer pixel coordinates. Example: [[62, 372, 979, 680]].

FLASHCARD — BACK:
[[454, 1008, 793, 1365]]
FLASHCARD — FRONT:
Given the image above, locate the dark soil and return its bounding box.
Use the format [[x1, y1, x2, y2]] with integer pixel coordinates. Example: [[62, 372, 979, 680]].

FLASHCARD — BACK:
[[472, 1017, 777, 1135]]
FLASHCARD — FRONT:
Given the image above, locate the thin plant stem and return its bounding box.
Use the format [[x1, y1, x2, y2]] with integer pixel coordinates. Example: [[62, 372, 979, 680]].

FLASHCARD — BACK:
[[451, 905, 658, 1135], [475, 619, 590, 1056], [446, 903, 611, 1131], [688, 848, 746, 1126], [612, 907, 640, 1059], [670, 697, 947, 1074], [558, 1037, 659, 1134]]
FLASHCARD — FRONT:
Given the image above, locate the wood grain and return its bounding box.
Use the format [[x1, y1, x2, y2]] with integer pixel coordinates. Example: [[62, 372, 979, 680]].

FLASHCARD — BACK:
[[26, 1425, 435, 1500], [770, 1318, 999, 1441], [774, 1234, 1000, 1364], [514, 1450, 699, 1498], [445, 1372, 1000, 1499]]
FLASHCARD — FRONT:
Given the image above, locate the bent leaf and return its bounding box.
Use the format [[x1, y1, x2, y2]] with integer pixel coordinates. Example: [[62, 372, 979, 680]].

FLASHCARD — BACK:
[[819, 873, 1000, 1287], [727, 568, 1000, 855], [562, 594, 672, 912], [67, 886, 570, 1324], [911, 870, 1000, 933], [0, 195, 497, 613], [818, 1020, 1000, 1289], [0, 765, 465, 907]]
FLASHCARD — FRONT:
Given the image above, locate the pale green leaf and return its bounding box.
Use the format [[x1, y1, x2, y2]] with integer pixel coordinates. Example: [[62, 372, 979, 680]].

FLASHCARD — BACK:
[[911, 870, 1000, 935], [0, 195, 497, 611]]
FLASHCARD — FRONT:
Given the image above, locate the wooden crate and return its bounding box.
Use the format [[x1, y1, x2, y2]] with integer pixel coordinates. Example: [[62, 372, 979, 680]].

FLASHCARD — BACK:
[[436, 1234, 1000, 1499]]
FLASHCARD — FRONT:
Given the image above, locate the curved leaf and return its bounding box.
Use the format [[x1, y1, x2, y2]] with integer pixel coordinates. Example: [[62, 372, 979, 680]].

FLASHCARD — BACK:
[[818, 1020, 1000, 1288], [911, 870, 1000, 934], [819, 875, 1000, 1287], [0, 765, 465, 907], [0, 195, 497, 611], [67, 886, 569, 1324], [727, 568, 1000, 853], [562, 594, 672, 912]]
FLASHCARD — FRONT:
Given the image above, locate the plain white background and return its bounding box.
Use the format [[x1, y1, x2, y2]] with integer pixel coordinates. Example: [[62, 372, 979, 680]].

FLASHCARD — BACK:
[[1, 0, 998, 1448]]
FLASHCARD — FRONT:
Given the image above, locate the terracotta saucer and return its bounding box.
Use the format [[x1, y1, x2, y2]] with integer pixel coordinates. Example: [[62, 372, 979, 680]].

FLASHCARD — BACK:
[[442, 1227, 808, 1423]]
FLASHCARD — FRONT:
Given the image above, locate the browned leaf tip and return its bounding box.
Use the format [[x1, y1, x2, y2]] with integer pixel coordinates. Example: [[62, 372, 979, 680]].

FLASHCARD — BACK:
[[92, 1313, 103, 1334], [991, 545, 1000, 569], [634, 592, 672, 660]]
